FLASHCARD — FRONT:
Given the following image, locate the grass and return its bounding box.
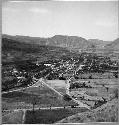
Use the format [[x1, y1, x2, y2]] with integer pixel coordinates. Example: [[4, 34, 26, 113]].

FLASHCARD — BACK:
[[2, 110, 23, 124], [45, 80, 66, 94], [2, 110, 14, 116], [2, 91, 32, 98], [86, 100, 118, 122], [70, 78, 118, 108], [25, 108, 88, 124], [58, 98, 118, 123], [54, 87, 67, 95], [2, 85, 77, 110]]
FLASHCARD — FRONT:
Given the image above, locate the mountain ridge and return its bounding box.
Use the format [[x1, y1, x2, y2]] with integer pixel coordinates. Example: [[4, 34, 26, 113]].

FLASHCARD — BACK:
[[3, 34, 116, 50]]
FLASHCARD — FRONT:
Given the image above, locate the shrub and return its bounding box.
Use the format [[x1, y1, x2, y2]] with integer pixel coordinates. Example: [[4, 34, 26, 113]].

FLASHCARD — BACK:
[[63, 94, 72, 101]]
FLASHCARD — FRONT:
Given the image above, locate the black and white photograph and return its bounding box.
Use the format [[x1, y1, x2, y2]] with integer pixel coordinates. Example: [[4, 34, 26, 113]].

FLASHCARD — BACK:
[[1, 0, 118, 124]]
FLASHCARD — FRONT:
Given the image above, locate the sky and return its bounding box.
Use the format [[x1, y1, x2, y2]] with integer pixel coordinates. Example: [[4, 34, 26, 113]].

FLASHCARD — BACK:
[[2, 0, 118, 41]]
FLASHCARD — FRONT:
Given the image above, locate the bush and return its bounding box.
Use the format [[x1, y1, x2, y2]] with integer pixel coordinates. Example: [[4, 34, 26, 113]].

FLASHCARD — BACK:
[[63, 94, 72, 101]]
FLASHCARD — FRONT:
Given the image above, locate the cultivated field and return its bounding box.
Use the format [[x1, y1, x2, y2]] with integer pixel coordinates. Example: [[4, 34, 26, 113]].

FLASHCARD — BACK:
[[2, 83, 76, 111], [57, 98, 118, 123], [46, 80, 66, 94], [2, 78, 118, 124], [69, 79, 118, 108], [25, 108, 89, 124], [2, 110, 24, 124]]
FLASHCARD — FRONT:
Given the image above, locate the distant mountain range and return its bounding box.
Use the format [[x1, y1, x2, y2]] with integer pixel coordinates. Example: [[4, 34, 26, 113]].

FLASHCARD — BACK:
[[2, 34, 119, 51], [2, 35, 76, 64]]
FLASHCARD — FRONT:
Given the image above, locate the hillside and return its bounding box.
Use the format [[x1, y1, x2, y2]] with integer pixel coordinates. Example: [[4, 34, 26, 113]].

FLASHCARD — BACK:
[[48, 35, 90, 49], [2, 37, 73, 64], [105, 38, 119, 51], [88, 39, 112, 49], [57, 98, 118, 123], [2, 34, 118, 62], [2, 34, 90, 49]]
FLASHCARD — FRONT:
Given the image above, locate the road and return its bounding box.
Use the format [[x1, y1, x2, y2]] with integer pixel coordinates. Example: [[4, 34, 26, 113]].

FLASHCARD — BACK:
[[37, 78, 90, 109], [2, 77, 39, 94], [2, 77, 90, 110], [3, 106, 72, 113], [2, 84, 37, 94], [66, 77, 91, 109], [2, 105, 86, 124]]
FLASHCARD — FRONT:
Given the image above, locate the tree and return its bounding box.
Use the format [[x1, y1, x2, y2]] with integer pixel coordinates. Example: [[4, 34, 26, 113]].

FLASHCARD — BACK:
[[63, 94, 72, 101], [113, 72, 118, 78], [105, 87, 109, 92]]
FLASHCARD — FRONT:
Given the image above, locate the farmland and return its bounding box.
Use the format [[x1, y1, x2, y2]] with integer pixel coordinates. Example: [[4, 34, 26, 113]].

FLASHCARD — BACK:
[[68, 78, 118, 108], [58, 98, 118, 123], [46, 80, 66, 94], [25, 108, 89, 124], [2, 36, 118, 124], [2, 81, 77, 111], [2, 110, 24, 124]]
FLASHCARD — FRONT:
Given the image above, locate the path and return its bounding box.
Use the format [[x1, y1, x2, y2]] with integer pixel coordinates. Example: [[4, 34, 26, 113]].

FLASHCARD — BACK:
[[3, 106, 71, 113], [66, 78, 91, 109], [2, 77, 90, 110], [22, 109, 26, 124]]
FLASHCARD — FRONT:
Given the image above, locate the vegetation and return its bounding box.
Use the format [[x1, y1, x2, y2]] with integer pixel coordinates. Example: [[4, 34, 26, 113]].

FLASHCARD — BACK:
[[63, 94, 72, 101], [2, 110, 23, 124], [2, 35, 119, 124], [25, 108, 88, 124], [58, 99, 118, 123]]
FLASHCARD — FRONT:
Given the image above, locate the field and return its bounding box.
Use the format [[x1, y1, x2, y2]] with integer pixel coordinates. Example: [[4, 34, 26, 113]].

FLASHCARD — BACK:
[[46, 80, 66, 94], [25, 108, 89, 124], [2, 78, 118, 124], [73, 78, 118, 86], [69, 78, 118, 108], [2, 91, 36, 110], [58, 98, 118, 123], [2, 110, 24, 124], [2, 83, 77, 111]]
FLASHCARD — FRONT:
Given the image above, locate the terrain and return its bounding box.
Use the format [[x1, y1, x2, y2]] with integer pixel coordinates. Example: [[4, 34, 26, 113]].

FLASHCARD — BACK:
[[2, 34, 119, 124], [105, 38, 119, 51], [3, 34, 118, 51]]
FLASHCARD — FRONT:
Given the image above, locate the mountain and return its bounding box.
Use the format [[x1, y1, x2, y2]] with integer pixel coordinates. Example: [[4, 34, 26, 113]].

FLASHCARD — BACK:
[[105, 38, 119, 50], [2, 34, 90, 50], [2, 36, 73, 64], [2, 34, 47, 45], [88, 39, 112, 49], [48, 35, 90, 49], [2, 34, 118, 53]]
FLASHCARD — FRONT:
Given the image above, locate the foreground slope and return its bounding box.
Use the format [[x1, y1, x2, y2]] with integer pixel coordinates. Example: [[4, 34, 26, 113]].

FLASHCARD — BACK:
[[57, 98, 118, 123]]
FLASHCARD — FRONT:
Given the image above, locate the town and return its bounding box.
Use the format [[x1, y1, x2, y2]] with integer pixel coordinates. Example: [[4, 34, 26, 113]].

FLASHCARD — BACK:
[[2, 0, 118, 123], [2, 52, 118, 92]]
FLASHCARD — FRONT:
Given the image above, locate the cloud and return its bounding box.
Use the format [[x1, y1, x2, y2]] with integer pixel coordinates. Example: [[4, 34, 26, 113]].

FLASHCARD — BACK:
[[29, 8, 50, 14]]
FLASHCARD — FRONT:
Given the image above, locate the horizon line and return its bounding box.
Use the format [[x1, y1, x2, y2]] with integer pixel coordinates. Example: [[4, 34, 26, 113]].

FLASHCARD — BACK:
[[2, 33, 118, 41]]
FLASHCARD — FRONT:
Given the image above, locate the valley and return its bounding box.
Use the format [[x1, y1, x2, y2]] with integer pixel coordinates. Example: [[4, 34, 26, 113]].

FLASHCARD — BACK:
[[1, 34, 119, 124]]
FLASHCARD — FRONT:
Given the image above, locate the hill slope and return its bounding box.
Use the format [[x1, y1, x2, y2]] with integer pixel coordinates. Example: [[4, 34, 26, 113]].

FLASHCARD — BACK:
[[88, 39, 112, 49], [105, 38, 119, 50], [2, 34, 90, 49], [2, 34, 118, 56], [57, 98, 118, 123], [2, 37, 73, 64]]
